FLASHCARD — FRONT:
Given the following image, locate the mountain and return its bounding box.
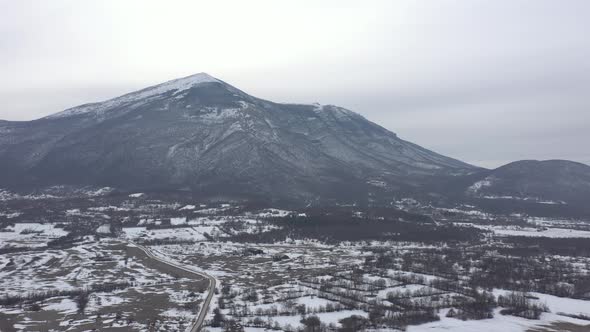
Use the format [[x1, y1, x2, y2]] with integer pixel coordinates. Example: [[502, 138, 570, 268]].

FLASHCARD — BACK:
[[466, 160, 590, 206], [0, 73, 475, 204]]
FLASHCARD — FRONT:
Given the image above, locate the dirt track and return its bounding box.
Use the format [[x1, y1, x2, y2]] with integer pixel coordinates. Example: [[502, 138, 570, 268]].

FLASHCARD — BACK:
[[126, 245, 208, 282], [128, 243, 217, 332]]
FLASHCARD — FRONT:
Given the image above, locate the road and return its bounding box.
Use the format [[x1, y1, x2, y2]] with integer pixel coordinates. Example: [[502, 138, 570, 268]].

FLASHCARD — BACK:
[[130, 243, 217, 332]]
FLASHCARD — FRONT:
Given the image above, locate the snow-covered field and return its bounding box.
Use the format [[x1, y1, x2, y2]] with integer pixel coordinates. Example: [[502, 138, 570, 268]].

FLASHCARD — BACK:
[[2, 194, 590, 332], [463, 223, 590, 238], [122, 226, 213, 241], [0, 238, 208, 331], [0, 223, 69, 248], [409, 308, 590, 332]]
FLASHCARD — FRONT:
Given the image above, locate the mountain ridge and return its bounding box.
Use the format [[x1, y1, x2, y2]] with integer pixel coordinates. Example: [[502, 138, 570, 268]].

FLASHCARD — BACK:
[[1, 73, 587, 211], [43, 73, 227, 120]]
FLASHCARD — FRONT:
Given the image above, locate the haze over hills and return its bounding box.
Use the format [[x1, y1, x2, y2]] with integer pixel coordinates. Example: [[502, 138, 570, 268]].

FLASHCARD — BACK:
[[0, 73, 588, 211]]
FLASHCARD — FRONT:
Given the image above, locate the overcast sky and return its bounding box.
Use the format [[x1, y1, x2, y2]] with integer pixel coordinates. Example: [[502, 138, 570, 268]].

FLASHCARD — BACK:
[[1, 1, 589, 168]]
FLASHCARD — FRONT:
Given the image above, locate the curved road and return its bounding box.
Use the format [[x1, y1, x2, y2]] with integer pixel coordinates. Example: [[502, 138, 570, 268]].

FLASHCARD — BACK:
[[130, 243, 216, 332]]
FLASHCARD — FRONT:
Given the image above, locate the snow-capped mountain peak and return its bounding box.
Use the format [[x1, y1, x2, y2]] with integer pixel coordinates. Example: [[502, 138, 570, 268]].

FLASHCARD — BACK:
[[146, 72, 220, 94], [45, 72, 222, 119]]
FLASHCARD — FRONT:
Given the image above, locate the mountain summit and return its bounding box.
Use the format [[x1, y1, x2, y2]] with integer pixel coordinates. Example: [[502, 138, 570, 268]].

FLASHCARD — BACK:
[[1, 73, 477, 203], [45, 72, 222, 119]]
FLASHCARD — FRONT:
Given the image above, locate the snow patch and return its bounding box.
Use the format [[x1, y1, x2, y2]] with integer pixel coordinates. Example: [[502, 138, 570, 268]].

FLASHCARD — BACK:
[[46, 73, 220, 119], [467, 178, 493, 194]]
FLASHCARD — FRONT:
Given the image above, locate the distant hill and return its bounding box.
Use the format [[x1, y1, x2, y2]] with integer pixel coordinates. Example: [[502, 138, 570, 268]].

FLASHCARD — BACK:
[[466, 160, 590, 205]]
